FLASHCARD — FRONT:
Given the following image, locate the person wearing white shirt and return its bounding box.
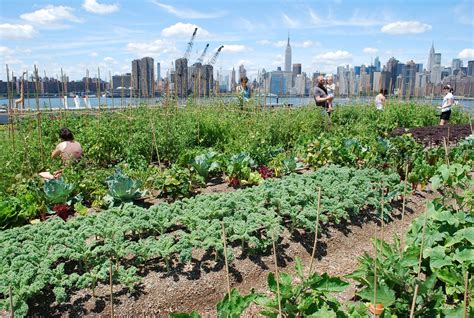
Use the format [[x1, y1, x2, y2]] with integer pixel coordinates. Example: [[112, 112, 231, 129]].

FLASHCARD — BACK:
[[439, 84, 454, 126]]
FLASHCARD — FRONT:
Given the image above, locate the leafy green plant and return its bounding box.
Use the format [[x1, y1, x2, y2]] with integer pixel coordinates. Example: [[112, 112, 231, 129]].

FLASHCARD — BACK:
[[43, 177, 74, 205], [225, 152, 262, 186], [349, 164, 474, 317], [104, 169, 144, 206], [189, 150, 222, 184], [155, 165, 193, 199]]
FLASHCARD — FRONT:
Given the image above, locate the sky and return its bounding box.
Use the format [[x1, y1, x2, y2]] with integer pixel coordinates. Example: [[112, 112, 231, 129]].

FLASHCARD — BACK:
[[0, 0, 473, 81]]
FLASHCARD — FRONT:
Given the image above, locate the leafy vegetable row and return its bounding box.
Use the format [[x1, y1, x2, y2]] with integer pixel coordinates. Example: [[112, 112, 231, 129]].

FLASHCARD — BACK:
[[0, 165, 402, 317]]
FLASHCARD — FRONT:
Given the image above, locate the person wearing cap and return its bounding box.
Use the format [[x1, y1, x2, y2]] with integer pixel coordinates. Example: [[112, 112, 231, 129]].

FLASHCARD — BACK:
[[438, 84, 454, 125]]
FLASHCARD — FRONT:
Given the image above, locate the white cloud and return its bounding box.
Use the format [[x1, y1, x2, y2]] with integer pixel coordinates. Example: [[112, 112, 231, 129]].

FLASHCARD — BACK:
[[309, 8, 382, 27], [458, 48, 474, 60], [315, 50, 352, 61], [20, 5, 81, 25], [89, 52, 99, 57], [222, 45, 248, 53], [161, 22, 210, 38], [282, 14, 300, 28], [0, 46, 12, 55], [363, 47, 378, 55], [381, 21, 432, 34], [274, 41, 287, 48], [103, 56, 117, 64], [256, 40, 271, 46], [149, 0, 226, 19], [126, 39, 178, 57], [302, 41, 314, 48], [0, 23, 37, 39], [82, 0, 119, 14]]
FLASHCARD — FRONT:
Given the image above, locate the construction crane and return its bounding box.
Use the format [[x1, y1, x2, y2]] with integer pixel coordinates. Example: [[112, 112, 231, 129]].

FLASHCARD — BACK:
[[196, 43, 209, 64], [183, 27, 198, 60], [208, 45, 224, 65]]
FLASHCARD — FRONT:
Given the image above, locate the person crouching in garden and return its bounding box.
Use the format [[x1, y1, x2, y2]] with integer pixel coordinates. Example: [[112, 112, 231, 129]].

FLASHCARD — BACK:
[[439, 85, 454, 126], [39, 127, 83, 180]]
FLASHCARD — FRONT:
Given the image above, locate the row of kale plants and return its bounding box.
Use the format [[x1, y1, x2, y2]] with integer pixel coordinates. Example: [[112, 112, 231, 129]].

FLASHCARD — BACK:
[[1, 103, 473, 229], [1, 165, 402, 317], [173, 163, 473, 318]]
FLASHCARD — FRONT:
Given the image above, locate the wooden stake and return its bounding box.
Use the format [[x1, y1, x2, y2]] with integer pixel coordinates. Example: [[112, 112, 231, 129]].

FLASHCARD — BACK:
[[109, 259, 114, 318], [308, 187, 321, 277], [401, 163, 409, 223], [464, 271, 470, 318], [221, 222, 231, 300], [9, 285, 14, 318], [409, 284, 419, 318], [272, 232, 282, 317], [443, 137, 449, 166]]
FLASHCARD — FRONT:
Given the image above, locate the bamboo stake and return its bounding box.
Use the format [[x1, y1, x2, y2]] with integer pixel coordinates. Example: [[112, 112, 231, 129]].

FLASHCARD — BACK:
[[401, 163, 409, 223], [409, 284, 419, 318], [221, 222, 232, 301], [443, 137, 449, 166], [463, 271, 469, 318], [44, 70, 52, 111], [308, 187, 321, 277], [409, 204, 430, 318], [271, 232, 282, 317], [109, 70, 114, 109], [97, 67, 102, 110], [149, 116, 162, 169], [109, 259, 114, 318], [9, 285, 14, 318]]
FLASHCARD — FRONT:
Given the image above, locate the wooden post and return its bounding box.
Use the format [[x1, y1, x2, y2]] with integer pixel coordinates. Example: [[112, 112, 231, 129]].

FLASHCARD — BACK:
[[221, 222, 232, 300], [464, 271, 469, 318], [97, 67, 102, 110], [409, 284, 419, 318], [401, 164, 409, 223], [9, 285, 14, 318], [271, 232, 282, 317], [443, 137, 449, 166], [308, 187, 321, 277], [109, 259, 114, 318], [110, 70, 114, 109]]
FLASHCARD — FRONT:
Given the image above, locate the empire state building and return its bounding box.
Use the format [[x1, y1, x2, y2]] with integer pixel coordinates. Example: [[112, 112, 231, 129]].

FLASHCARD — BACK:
[[285, 34, 292, 72]]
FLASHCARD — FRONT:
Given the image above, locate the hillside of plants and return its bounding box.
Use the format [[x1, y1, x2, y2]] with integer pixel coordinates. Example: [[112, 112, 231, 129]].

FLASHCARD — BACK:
[[0, 100, 473, 317]]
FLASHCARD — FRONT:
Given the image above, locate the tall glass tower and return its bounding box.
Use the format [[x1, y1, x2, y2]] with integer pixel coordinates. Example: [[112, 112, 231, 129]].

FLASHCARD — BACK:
[[285, 33, 292, 72]]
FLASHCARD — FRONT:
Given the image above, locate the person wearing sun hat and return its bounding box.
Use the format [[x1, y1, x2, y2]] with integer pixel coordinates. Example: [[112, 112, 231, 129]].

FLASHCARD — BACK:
[[438, 84, 454, 125]]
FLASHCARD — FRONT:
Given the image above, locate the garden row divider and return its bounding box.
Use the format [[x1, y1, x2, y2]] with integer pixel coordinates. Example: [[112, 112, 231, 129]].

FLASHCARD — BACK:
[[409, 203, 429, 318], [221, 222, 231, 301], [308, 187, 321, 278], [272, 232, 282, 317]]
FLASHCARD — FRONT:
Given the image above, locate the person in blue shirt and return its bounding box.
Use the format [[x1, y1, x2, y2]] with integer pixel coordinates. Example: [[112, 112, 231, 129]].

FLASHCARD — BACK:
[[237, 76, 251, 110]]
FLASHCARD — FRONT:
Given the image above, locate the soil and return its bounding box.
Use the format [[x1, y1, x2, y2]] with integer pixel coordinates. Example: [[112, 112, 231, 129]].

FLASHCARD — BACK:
[[22, 188, 435, 318], [392, 123, 472, 146]]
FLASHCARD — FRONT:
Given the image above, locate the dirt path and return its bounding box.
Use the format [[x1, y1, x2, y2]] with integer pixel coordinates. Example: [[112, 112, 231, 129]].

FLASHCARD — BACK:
[[26, 189, 433, 318]]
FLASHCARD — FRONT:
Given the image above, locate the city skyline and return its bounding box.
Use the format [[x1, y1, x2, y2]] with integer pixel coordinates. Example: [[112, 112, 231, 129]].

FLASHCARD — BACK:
[[0, 0, 473, 81]]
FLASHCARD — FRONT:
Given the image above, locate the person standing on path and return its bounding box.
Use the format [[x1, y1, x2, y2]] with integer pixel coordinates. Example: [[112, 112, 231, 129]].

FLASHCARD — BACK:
[[314, 75, 333, 114], [375, 89, 386, 110], [439, 85, 454, 126]]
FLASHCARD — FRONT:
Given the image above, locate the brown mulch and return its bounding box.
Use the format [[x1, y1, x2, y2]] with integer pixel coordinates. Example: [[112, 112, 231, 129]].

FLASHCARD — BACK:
[[392, 123, 472, 146], [23, 189, 433, 318]]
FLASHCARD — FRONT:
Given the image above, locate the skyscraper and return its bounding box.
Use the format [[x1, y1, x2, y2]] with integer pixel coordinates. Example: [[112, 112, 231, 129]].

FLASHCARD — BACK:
[[468, 61, 474, 76], [427, 43, 435, 73], [131, 57, 154, 97], [157, 62, 161, 81], [374, 56, 381, 72], [285, 33, 292, 72], [239, 65, 246, 80], [451, 58, 462, 71], [292, 63, 302, 77], [231, 67, 236, 92]]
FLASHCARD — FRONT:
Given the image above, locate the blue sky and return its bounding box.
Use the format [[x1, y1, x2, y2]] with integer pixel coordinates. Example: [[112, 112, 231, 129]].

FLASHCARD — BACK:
[[0, 0, 473, 81]]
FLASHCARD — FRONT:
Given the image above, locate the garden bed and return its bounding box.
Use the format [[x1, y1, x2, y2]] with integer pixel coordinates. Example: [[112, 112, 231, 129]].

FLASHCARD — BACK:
[[392, 123, 472, 146]]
